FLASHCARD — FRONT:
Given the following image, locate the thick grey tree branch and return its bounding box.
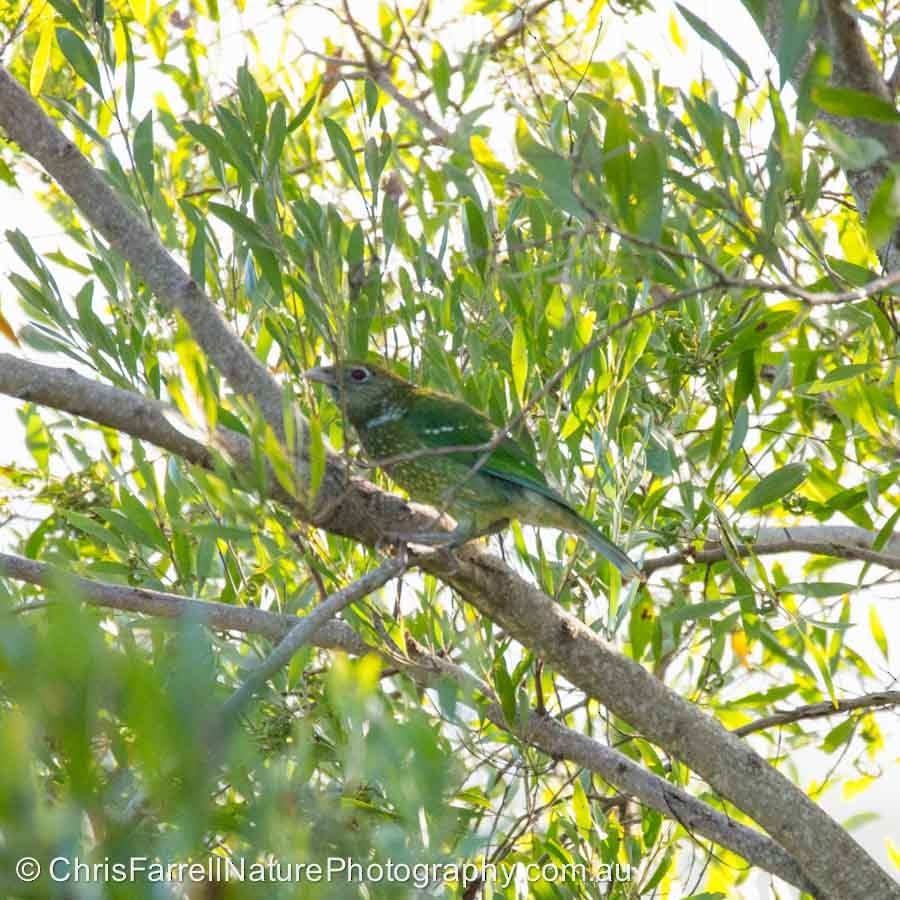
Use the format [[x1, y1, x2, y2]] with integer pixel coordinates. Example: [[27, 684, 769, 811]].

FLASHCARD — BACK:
[[0, 355, 893, 896], [0, 353, 213, 467], [644, 525, 900, 575], [0, 66, 286, 436], [1, 550, 368, 649], [0, 551, 813, 893]]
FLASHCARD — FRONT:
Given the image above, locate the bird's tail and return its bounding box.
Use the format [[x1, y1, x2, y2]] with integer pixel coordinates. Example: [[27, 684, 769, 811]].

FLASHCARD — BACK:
[[567, 510, 641, 579]]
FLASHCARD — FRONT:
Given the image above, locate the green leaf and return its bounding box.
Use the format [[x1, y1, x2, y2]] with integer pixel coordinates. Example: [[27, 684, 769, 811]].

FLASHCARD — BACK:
[[822, 717, 855, 753], [123, 20, 135, 111], [493, 658, 517, 726], [874, 508, 900, 551], [118, 489, 167, 552], [64, 511, 127, 549], [307, 415, 326, 506], [807, 363, 876, 394], [56, 27, 103, 95], [516, 118, 589, 220], [602, 104, 631, 219], [869, 605, 888, 661], [324, 118, 362, 192], [620, 315, 652, 379], [237, 63, 267, 147], [208, 203, 270, 249], [816, 122, 886, 171], [364, 78, 379, 122], [733, 350, 756, 408], [462, 198, 489, 278], [183, 120, 234, 168], [134, 111, 154, 196], [382, 194, 399, 259], [431, 42, 451, 113], [729, 404, 749, 456], [866, 169, 900, 250], [30, 17, 54, 95], [23, 407, 50, 472], [266, 101, 287, 168], [812, 85, 900, 123], [776, 0, 818, 87], [675, 4, 753, 81], [737, 462, 810, 511], [288, 91, 317, 132], [663, 600, 737, 625], [511, 320, 527, 403], [571, 777, 592, 833], [632, 137, 664, 239], [722, 308, 798, 357]]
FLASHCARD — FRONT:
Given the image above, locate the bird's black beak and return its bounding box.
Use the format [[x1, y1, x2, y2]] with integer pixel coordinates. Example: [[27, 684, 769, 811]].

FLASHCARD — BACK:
[[305, 366, 338, 387]]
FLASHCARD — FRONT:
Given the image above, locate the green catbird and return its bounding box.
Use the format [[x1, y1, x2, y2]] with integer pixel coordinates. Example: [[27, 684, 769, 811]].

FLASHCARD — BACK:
[[306, 360, 639, 577]]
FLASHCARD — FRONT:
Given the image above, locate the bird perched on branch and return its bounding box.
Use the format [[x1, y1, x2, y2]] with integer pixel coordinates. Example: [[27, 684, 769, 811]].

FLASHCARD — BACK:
[[306, 360, 640, 578]]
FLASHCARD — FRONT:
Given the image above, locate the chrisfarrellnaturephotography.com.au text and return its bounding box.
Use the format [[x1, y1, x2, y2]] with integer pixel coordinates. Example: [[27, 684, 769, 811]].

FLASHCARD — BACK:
[[15, 854, 634, 889]]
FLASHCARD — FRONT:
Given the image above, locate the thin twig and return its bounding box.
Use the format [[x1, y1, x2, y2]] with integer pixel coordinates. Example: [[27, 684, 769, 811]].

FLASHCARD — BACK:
[[215, 552, 409, 730], [734, 692, 900, 737]]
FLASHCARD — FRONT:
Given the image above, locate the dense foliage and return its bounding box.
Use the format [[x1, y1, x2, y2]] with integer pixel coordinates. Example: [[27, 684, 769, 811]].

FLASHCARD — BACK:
[[1, 0, 898, 897]]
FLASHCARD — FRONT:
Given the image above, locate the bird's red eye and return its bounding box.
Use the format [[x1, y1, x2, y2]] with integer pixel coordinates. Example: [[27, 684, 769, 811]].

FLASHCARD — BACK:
[[350, 367, 369, 382]]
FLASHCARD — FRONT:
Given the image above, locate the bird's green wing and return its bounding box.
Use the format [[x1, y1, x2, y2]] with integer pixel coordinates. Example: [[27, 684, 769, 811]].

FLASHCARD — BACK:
[[407, 389, 570, 507]]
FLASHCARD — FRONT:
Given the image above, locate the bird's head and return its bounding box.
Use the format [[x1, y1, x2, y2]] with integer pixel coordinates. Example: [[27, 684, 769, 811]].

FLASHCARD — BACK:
[[305, 360, 413, 425]]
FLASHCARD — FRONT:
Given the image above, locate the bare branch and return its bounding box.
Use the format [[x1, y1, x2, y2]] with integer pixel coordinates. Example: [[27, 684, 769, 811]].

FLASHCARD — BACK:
[[339, 0, 455, 144], [0, 353, 212, 467], [644, 526, 900, 575], [734, 692, 900, 737], [1, 550, 367, 651]]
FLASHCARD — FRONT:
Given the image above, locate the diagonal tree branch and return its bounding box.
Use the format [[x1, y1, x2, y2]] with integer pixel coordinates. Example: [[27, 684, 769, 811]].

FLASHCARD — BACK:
[[1, 550, 369, 650], [216, 553, 409, 729], [401, 639, 815, 894], [0, 353, 213, 467], [430, 548, 898, 899], [0, 550, 814, 893]]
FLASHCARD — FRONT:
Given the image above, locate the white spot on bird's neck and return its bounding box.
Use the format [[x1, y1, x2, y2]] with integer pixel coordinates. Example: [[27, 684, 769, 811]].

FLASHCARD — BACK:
[[365, 406, 405, 428]]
